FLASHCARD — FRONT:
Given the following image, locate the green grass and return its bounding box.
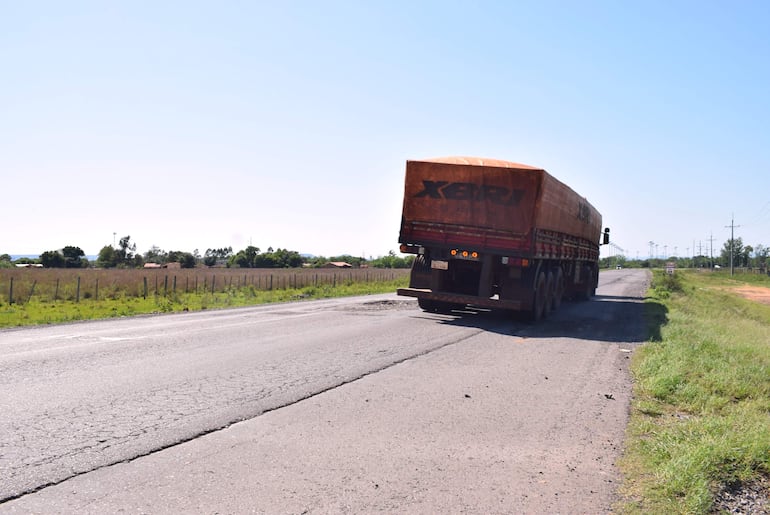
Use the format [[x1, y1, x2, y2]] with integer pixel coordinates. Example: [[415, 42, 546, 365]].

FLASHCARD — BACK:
[[0, 277, 408, 328], [619, 270, 770, 514]]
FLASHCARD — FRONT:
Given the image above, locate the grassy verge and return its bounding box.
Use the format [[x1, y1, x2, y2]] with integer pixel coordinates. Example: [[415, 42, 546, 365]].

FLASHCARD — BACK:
[[0, 277, 408, 328], [619, 270, 770, 513]]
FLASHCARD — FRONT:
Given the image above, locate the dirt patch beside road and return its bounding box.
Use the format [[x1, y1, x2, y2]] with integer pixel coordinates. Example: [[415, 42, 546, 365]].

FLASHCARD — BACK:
[[730, 286, 770, 305]]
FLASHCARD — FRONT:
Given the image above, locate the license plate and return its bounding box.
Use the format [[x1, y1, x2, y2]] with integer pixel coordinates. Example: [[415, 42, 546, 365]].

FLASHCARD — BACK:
[[431, 260, 449, 270]]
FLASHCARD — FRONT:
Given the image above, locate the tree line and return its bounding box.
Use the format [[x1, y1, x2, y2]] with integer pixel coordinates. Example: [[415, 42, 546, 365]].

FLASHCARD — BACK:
[[1, 236, 415, 270], [601, 238, 770, 270]]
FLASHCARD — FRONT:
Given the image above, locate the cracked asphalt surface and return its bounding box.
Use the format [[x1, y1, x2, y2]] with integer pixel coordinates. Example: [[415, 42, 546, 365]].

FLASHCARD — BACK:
[[0, 269, 650, 513]]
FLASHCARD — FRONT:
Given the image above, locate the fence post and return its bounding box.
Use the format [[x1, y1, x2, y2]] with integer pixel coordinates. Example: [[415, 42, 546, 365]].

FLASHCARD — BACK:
[[55, 278, 60, 300], [211, 275, 216, 294], [164, 275, 168, 297], [143, 277, 148, 299], [9, 277, 13, 304], [27, 280, 37, 303], [95, 279, 98, 301], [76, 276, 81, 303]]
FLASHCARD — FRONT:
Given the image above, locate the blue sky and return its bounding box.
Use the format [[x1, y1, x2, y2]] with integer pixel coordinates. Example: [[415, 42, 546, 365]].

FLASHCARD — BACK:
[[2, 1, 769, 260]]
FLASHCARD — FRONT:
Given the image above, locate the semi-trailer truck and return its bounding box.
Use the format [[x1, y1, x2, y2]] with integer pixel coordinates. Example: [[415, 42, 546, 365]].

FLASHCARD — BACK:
[[397, 156, 609, 320]]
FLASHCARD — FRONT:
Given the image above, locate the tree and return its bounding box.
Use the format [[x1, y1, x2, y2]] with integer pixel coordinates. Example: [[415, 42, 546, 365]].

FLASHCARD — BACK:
[[271, 248, 302, 268], [39, 247, 86, 268], [204, 247, 233, 267], [116, 236, 137, 267], [231, 246, 260, 268], [97, 246, 118, 268], [753, 244, 769, 269], [179, 252, 196, 268], [62, 246, 87, 268], [369, 250, 415, 268], [40, 250, 65, 268], [252, 252, 278, 268], [720, 237, 744, 267], [228, 246, 304, 268], [143, 245, 167, 264], [742, 245, 753, 268], [167, 250, 196, 268]]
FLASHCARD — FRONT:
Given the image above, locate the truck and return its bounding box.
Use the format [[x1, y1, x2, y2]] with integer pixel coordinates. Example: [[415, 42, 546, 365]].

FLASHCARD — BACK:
[[397, 156, 609, 320]]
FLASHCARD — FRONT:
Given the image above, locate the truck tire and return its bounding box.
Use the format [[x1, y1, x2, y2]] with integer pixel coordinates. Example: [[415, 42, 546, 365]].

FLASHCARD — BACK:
[[578, 268, 595, 301], [530, 271, 548, 321], [551, 268, 564, 310], [543, 271, 554, 317], [418, 298, 436, 311], [418, 298, 458, 313]]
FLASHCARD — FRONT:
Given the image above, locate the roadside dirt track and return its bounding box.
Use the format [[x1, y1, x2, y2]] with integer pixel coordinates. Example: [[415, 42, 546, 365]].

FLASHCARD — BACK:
[[731, 285, 770, 305], [0, 269, 651, 514]]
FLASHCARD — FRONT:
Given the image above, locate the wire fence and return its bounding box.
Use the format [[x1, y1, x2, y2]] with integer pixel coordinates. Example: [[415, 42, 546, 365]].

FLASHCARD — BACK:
[[0, 267, 410, 304]]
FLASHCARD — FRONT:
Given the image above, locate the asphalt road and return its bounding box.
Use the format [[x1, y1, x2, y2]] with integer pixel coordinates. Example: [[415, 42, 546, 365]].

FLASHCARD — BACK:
[[0, 268, 650, 513]]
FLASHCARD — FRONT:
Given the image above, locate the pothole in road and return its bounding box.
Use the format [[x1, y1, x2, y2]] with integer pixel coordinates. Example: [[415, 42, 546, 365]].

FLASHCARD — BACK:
[[347, 299, 416, 312]]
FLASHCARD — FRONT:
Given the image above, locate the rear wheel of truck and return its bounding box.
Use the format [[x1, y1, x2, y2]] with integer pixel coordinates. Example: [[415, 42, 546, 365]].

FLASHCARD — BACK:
[[530, 271, 548, 321], [543, 271, 554, 317], [418, 298, 435, 312], [551, 268, 565, 311], [418, 299, 459, 313], [578, 268, 595, 301]]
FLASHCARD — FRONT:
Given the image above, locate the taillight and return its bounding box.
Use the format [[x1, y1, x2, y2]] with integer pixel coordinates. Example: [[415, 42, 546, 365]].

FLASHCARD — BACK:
[[450, 249, 480, 261]]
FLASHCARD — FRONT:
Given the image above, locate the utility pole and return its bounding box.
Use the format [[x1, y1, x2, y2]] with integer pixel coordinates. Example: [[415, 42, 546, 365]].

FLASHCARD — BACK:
[[648, 241, 655, 260], [707, 232, 716, 269], [725, 214, 741, 276]]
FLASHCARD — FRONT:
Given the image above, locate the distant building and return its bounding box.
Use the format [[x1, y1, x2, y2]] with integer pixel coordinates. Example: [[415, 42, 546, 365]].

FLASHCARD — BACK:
[[322, 261, 353, 268], [143, 262, 181, 269]]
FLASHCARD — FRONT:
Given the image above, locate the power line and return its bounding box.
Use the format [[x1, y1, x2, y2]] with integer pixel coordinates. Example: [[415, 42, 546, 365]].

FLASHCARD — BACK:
[[745, 200, 770, 226]]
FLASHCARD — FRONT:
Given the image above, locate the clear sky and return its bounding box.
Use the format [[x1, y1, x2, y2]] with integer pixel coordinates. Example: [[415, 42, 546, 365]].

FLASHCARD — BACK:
[[2, 1, 769, 260]]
